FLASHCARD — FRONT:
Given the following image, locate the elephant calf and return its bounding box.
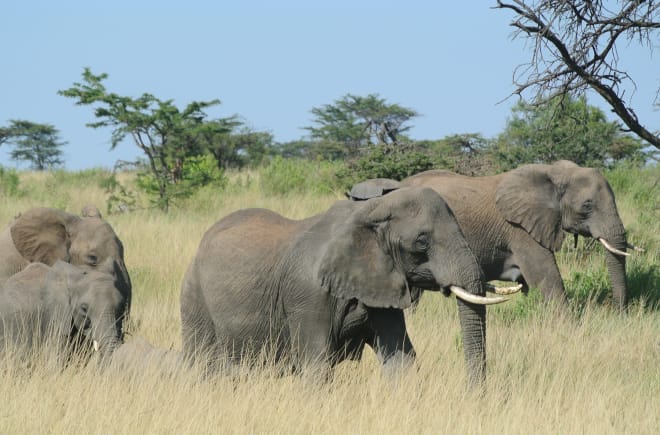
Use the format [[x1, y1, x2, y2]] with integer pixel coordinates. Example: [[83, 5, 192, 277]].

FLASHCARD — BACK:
[[0, 260, 126, 362], [110, 337, 182, 375], [0, 206, 132, 319], [181, 187, 505, 386]]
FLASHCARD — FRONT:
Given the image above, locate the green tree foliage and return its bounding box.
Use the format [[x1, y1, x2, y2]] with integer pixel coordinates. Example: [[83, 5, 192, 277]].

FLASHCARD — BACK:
[[494, 96, 647, 170], [417, 133, 497, 176], [336, 143, 434, 188], [59, 68, 237, 211], [271, 139, 348, 161], [0, 126, 8, 145], [305, 93, 419, 158], [206, 127, 273, 169], [1, 120, 65, 170]]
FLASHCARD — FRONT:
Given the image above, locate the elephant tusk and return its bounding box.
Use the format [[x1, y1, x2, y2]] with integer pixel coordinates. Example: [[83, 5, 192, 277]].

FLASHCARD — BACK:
[[450, 286, 509, 305], [93, 340, 100, 352], [626, 242, 645, 253], [485, 282, 522, 295], [598, 238, 630, 257]]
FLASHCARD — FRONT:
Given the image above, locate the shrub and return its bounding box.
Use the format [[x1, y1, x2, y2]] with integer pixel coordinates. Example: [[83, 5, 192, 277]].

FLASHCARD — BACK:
[[136, 154, 227, 210], [335, 143, 434, 188], [0, 166, 21, 197], [260, 157, 341, 196], [99, 173, 139, 215]]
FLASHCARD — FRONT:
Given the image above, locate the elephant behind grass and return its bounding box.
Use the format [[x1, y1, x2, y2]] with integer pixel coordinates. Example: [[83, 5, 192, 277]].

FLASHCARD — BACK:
[[181, 186, 508, 388], [0, 205, 132, 320], [348, 161, 639, 310], [0, 261, 126, 366], [109, 337, 183, 377]]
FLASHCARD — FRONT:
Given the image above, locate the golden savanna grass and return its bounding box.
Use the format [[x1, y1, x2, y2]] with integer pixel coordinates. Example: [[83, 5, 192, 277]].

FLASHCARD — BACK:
[[0, 168, 658, 434]]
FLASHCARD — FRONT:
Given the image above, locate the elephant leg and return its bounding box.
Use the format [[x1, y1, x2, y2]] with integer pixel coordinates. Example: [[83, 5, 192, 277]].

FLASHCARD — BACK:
[[367, 308, 415, 376], [286, 296, 334, 377], [511, 237, 567, 304], [180, 273, 218, 371]]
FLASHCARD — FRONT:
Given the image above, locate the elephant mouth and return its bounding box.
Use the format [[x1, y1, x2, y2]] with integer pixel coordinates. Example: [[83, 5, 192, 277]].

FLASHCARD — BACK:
[[405, 270, 440, 291]]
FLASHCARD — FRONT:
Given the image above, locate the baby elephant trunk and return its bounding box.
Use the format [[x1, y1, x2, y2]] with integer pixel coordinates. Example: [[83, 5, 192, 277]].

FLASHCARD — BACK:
[[94, 313, 123, 362]]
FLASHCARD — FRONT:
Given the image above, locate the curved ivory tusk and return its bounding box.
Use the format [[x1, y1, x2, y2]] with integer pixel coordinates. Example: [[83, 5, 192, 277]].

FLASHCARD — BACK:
[[598, 238, 630, 257], [450, 286, 509, 305], [485, 282, 523, 295], [93, 340, 100, 352], [626, 242, 645, 253]]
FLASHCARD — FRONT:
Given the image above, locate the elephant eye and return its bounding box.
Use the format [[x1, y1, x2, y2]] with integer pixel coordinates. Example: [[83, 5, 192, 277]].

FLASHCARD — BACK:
[[414, 234, 430, 252], [85, 255, 98, 266], [580, 200, 593, 214]]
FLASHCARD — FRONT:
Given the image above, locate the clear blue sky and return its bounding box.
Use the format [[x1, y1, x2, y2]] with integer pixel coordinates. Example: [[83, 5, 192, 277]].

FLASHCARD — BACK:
[[1, 1, 657, 169]]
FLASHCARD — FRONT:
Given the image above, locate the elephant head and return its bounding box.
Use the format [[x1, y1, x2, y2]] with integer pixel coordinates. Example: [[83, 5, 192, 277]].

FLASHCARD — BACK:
[[51, 260, 126, 360], [346, 178, 402, 201], [495, 160, 630, 308], [9, 206, 132, 316], [319, 187, 505, 387]]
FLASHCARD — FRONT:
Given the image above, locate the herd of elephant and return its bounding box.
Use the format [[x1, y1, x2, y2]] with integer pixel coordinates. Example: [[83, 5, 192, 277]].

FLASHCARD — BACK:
[[0, 160, 640, 388]]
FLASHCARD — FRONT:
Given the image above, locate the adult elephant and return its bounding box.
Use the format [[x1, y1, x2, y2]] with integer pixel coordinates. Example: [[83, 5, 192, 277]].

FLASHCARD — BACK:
[[0, 206, 131, 318], [181, 187, 507, 387], [348, 161, 636, 309], [0, 260, 126, 361]]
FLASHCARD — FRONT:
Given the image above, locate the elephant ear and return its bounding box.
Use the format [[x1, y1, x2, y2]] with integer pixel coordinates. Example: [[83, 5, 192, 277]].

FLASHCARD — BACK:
[[10, 208, 78, 265], [495, 165, 565, 252], [318, 199, 411, 309]]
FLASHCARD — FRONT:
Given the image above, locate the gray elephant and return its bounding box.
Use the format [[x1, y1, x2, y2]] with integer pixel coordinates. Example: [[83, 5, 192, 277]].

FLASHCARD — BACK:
[[0, 260, 126, 361], [181, 187, 506, 387], [348, 161, 637, 309], [0, 206, 131, 318]]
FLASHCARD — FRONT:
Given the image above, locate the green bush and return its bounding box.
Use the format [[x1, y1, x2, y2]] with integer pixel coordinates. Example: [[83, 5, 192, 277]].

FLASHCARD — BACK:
[[99, 173, 139, 215], [101, 154, 227, 213], [137, 154, 227, 210], [0, 166, 21, 197], [336, 143, 434, 187], [260, 157, 341, 196]]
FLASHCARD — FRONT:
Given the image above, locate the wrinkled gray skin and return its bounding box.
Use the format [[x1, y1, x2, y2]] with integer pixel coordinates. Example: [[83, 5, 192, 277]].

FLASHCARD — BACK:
[[0, 206, 131, 318], [0, 260, 125, 361], [349, 161, 629, 309], [181, 187, 489, 387], [110, 337, 182, 375]]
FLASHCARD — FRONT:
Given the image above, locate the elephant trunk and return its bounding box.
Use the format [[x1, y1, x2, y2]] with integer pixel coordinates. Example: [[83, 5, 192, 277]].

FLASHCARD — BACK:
[[595, 216, 628, 310], [602, 235, 628, 310], [457, 296, 486, 389], [98, 335, 122, 362], [94, 312, 123, 362], [447, 260, 487, 389]]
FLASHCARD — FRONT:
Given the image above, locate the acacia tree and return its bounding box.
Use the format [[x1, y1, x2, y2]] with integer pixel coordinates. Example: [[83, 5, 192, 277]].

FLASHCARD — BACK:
[[494, 95, 646, 169], [496, 0, 660, 149], [59, 68, 237, 211], [2, 120, 65, 170], [305, 94, 419, 158], [0, 127, 8, 146]]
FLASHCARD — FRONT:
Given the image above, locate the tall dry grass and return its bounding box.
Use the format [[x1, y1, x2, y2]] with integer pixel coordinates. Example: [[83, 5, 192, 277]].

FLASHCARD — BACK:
[[0, 167, 658, 434]]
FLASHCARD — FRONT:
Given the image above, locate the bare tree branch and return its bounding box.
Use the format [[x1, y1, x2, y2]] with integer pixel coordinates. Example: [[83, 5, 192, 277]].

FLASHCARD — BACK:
[[496, 0, 660, 149]]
